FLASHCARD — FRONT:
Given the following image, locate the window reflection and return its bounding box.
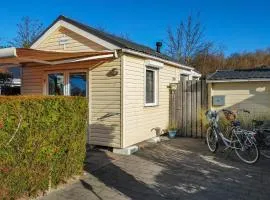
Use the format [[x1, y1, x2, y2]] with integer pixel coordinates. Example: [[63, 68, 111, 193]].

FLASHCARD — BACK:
[[48, 73, 64, 95], [146, 69, 155, 104], [69, 73, 87, 96]]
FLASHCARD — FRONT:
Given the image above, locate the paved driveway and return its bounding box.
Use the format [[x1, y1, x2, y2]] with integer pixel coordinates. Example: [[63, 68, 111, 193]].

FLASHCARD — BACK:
[[40, 138, 270, 200]]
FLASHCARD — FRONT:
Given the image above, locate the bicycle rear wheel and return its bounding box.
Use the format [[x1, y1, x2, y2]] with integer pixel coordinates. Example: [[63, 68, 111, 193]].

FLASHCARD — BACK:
[[206, 127, 218, 153], [260, 135, 270, 158], [260, 148, 270, 159], [234, 133, 259, 164]]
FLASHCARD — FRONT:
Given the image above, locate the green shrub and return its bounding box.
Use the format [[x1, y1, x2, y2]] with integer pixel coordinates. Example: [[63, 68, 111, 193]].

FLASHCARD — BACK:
[[0, 96, 88, 199]]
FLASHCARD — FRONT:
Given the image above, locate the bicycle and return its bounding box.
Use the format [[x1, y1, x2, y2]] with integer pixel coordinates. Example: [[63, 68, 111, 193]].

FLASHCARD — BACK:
[[205, 109, 260, 164], [224, 109, 270, 159]]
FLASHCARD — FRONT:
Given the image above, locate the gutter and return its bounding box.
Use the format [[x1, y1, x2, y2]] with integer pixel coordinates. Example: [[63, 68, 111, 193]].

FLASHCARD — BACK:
[[121, 48, 194, 71], [0, 47, 17, 58], [206, 79, 270, 83]]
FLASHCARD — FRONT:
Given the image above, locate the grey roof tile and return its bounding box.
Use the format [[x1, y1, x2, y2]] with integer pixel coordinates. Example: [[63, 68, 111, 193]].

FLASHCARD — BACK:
[[207, 67, 270, 81]]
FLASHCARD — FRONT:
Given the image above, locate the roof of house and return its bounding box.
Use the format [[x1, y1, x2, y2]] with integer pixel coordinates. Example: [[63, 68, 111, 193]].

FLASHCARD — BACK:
[[207, 67, 270, 81], [32, 15, 183, 65]]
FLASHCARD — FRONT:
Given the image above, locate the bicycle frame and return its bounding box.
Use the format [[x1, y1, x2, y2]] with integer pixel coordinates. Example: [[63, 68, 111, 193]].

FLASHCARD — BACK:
[[210, 115, 255, 150], [212, 125, 235, 148]]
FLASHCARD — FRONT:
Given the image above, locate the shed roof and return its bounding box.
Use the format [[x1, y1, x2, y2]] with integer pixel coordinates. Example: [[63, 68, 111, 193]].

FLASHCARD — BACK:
[[207, 67, 270, 82]]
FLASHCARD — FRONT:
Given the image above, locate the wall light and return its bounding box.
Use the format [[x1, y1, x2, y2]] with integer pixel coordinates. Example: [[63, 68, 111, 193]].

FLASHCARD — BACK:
[[170, 83, 178, 91]]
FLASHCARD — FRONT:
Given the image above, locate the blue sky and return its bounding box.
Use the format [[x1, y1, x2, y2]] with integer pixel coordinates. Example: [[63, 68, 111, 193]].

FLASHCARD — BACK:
[[1, 0, 270, 56]]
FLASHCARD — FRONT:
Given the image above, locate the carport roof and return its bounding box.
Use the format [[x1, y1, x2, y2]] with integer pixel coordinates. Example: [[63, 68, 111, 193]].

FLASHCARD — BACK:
[[0, 47, 115, 66], [207, 67, 270, 82]]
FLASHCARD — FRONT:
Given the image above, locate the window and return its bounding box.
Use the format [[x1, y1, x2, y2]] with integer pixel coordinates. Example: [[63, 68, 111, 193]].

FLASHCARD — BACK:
[[180, 74, 189, 81], [48, 73, 64, 95], [145, 67, 158, 106], [69, 73, 87, 96], [47, 71, 87, 97]]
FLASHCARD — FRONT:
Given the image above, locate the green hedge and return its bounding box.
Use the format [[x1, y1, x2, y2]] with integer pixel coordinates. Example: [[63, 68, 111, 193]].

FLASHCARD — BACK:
[[0, 96, 88, 199]]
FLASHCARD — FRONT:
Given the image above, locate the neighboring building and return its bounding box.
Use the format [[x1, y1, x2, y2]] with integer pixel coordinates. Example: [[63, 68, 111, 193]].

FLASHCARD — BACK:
[[0, 15, 200, 150], [207, 67, 270, 115]]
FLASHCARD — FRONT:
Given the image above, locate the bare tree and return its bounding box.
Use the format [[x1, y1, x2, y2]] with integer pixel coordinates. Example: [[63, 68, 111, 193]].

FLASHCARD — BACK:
[[191, 47, 225, 76], [9, 17, 44, 48], [0, 38, 9, 48], [166, 13, 212, 64]]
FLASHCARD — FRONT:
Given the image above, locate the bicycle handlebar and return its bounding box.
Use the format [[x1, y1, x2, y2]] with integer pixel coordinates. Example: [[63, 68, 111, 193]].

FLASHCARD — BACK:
[[221, 109, 250, 115]]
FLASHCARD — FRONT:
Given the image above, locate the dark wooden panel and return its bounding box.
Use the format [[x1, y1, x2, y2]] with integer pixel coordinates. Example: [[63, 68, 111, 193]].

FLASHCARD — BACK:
[[192, 80, 197, 137], [169, 79, 208, 138], [196, 80, 202, 138]]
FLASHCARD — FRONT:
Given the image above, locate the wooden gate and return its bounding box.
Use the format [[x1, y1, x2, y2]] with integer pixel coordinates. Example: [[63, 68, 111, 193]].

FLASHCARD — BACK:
[[169, 80, 208, 138]]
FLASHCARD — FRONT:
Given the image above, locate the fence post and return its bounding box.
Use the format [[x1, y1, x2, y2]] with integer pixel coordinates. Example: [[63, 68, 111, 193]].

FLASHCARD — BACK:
[[201, 80, 207, 137], [169, 83, 176, 126], [178, 81, 183, 135], [197, 80, 202, 138], [192, 80, 197, 137]]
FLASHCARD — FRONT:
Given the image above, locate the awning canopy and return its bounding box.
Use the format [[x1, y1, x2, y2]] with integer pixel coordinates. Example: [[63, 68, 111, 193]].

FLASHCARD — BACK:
[[0, 47, 115, 66]]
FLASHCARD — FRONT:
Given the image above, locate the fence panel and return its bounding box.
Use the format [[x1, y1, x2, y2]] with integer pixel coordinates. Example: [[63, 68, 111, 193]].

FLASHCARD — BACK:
[[170, 79, 208, 138]]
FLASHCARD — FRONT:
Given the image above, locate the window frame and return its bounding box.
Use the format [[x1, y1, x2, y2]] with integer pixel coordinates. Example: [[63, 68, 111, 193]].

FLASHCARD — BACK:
[[47, 71, 65, 96], [144, 66, 159, 107], [44, 70, 88, 97], [180, 73, 190, 81]]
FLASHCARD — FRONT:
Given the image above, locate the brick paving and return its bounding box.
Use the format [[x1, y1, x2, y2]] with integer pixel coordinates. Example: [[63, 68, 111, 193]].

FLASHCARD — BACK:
[[39, 138, 270, 200]]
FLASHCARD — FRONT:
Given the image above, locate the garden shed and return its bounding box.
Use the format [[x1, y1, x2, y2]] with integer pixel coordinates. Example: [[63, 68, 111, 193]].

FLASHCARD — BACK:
[[207, 67, 270, 115], [0, 15, 200, 152]]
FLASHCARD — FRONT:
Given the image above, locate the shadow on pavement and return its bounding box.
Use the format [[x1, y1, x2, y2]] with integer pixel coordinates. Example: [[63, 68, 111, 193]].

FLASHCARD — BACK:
[[83, 149, 166, 200], [135, 138, 270, 200], [83, 137, 270, 200]]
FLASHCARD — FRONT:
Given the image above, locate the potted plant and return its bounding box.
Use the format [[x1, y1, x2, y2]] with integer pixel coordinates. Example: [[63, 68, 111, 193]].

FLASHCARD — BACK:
[[167, 122, 178, 138]]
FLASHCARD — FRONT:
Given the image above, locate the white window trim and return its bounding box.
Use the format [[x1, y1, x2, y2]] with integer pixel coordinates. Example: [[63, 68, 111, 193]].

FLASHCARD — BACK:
[[44, 69, 88, 96], [180, 73, 190, 81], [144, 66, 159, 107]]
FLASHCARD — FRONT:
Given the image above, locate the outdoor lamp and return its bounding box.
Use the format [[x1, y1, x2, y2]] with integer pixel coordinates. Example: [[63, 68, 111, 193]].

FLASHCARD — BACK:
[[170, 83, 178, 91]]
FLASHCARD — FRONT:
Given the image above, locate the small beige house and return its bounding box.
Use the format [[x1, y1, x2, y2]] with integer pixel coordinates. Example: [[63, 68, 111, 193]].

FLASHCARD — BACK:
[[207, 68, 270, 115], [0, 15, 200, 150]]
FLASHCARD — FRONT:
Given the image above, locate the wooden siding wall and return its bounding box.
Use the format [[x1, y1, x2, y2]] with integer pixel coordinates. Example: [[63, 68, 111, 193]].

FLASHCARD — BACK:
[[123, 55, 182, 148], [22, 25, 121, 148], [89, 58, 121, 148], [22, 60, 122, 148], [211, 82, 270, 115], [36, 27, 106, 52]]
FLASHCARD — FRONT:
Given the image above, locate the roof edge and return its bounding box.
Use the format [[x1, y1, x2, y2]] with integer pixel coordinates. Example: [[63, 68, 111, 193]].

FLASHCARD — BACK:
[[207, 78, 270, 83], [122, 48, 194, 70], [30, 15, 197, 72]]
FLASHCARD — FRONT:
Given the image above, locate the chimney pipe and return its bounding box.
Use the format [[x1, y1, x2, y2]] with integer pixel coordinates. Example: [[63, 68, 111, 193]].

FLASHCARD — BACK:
[[156, 42, 162, 53]]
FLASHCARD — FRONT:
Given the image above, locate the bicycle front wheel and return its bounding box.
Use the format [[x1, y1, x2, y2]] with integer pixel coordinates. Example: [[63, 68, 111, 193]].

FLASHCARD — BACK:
[[206, 127, 218, 153], [234, 134, 260, 164]]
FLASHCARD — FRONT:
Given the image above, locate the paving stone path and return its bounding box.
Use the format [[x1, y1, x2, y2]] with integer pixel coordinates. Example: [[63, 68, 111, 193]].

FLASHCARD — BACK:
[[39, 138, 270, 200]]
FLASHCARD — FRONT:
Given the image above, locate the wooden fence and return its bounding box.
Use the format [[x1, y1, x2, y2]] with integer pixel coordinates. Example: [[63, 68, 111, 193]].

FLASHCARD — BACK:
[[169, 79, 208, 138]]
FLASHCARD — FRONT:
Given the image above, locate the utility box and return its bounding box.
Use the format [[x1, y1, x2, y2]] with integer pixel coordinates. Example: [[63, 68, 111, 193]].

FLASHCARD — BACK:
[[212, 95, 225, 106]]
